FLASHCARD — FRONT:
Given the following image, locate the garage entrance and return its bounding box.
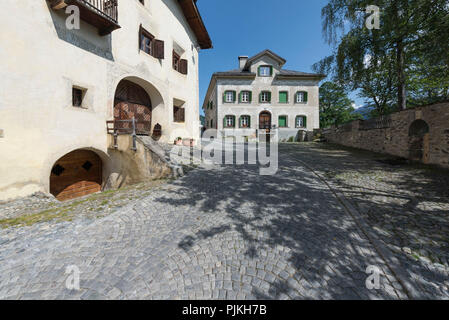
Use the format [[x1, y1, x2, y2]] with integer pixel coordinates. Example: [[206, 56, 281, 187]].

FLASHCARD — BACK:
[[50, 150, 103, 201]]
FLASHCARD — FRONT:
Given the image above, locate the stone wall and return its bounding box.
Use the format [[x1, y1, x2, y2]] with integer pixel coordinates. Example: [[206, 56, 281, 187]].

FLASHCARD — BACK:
[[322, 102, 449, 168]]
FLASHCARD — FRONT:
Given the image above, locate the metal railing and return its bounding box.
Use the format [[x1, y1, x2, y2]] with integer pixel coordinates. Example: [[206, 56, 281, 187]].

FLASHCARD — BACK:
[[78, 0, 118, 23], [106, 118, 137, 151]]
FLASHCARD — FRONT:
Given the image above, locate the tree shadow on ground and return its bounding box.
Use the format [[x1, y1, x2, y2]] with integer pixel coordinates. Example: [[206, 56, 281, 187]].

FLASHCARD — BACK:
[[153, 145, 408, 299]]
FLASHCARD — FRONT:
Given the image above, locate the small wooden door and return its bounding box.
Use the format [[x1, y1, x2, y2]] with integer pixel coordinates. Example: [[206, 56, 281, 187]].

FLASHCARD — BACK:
[[259, 112, 272, 143], [114, 80, 152, 135], [50, 150, 102, 201]]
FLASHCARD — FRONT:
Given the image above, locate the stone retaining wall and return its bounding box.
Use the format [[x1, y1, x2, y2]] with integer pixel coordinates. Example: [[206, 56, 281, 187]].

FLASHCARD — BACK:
[[321, 102, 449, 168]]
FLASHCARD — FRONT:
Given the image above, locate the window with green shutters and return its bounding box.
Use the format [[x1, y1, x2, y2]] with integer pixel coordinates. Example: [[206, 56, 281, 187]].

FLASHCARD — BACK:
[[224, 115, 235, 128], [260, 91, 271, 103], [258, 65, 273, 77], [279, 91, 288, 103], [278, 115, 287, 128], [295, 116, 307, 128], [295, 91, 308, 103], [239, 91, 252, 103], [223, 91, 236, 103], [239, 115, 251, 128]]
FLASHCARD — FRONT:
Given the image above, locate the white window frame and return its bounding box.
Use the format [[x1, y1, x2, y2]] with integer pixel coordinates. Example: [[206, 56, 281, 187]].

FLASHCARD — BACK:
[[261, 92, 270, 103], [241, 91, 250, 103], [240, 115, 250, 128], [296, 92, 305, 103], [296, 116, 305, 128], [259, 66, 271, 76], [225, 91, 234, 103], [225, 115, 235, 128]]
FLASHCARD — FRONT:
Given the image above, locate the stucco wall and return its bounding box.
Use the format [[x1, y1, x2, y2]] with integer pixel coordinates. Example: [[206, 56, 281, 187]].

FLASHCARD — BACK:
[[322, 102, 449, 168], [0, 0, 202, 200]]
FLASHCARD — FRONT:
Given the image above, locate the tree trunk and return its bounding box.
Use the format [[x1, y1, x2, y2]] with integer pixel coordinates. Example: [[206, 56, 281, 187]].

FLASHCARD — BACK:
[[396, 40, 407, 110]]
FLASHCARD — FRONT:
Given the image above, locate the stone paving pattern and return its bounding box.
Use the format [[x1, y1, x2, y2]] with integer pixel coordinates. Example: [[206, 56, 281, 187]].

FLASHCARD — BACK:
[[281, 143, 449, 299], [0, 143, 447, 299]]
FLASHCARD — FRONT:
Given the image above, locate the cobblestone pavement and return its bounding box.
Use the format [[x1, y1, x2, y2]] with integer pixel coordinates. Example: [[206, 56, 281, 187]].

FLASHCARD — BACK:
[[281, 143, 449, 299], [1, 142, 437, 300]]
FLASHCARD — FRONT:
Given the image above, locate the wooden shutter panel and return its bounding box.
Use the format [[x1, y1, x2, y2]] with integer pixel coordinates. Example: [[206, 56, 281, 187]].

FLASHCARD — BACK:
[[268, 92, 271, 102], [223, 117, 226, 128], [248, 116, 251, 128], [249, 91, 252, 102], [223, 92, 226, 103], [238, 92, 242, 103], [154, 40, 164, 59], [304, 92, 308, 102], [232, 91, 237, 102], [304, 116, 307, 128], [180, 59, 188, 75], [270, 66, 273, 76]]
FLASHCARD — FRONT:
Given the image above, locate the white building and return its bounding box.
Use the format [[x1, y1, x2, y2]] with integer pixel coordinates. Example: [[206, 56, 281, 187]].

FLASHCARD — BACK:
[[202, 50, 325, 142], [0, 0, 212, 201]]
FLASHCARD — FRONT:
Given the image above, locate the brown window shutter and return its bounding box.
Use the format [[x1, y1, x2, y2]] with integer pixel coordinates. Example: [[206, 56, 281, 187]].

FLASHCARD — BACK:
[[154, 40, 164, 59], [180, 59, 188, 75]]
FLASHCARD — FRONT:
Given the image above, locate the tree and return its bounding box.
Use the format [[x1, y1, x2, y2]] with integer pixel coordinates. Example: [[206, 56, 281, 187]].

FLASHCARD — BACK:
[[319, 82, 363, 128], [314, 0, 449, 113]]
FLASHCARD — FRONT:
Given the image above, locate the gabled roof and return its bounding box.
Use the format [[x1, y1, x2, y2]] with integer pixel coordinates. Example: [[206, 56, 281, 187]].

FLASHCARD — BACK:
[[243, 49, 287, 70], [178, 0, 212, 49]]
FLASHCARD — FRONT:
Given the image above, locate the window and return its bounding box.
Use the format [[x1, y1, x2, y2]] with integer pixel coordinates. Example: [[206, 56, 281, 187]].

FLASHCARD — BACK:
[[173, 106, 185, 123], [173, 51, 180, 71], [240, 115, 251, 128], [258, 65, 272, 77], [296, 116, 307, 128], [224, 91, 236, 103], [72, 87, 85, 107], [139, 26, 164, 59], [224, 115, 235, 128], [278, 116, 287, 128], [260, 91, 271, 103], [279, 91, 288, 103], [240, 91, 251, 103], [296, 91, 308, 103]]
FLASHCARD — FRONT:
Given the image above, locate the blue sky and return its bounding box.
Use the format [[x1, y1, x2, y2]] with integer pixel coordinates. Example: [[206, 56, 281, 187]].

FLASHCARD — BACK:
[[197, 0, 364, 115]]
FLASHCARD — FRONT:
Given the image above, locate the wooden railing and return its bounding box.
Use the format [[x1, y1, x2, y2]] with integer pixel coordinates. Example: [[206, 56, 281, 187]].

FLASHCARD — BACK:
[[107, 118, 137, 151]]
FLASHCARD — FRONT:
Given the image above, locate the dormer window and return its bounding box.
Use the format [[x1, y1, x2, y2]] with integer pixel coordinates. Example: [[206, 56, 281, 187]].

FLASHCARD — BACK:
[[258, 65, 273, 77]]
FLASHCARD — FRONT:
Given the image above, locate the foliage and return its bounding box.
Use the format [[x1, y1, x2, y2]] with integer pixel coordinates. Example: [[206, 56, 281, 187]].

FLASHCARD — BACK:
[[314, 0, 449, 115], [319, 82, 363, 128]]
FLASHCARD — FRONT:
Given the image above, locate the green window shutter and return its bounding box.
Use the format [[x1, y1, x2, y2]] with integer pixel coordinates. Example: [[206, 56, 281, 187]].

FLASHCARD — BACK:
[[223, 92, 226, 103], [259, 92, 262, 103], [304, 116, 307, 128], [223, 117, 227, 128], [257, 66, 261, 76], [238, 92, 242, 103], [279, 92, 287, 103], [248, 116, 251, 128], [268, 92, 271, 102], [278, 116, 286, 127], [270, 66, 273, 76], [304, 92, 308, 102], [249, 91, 252, 102], [233, 91, 237, 102]]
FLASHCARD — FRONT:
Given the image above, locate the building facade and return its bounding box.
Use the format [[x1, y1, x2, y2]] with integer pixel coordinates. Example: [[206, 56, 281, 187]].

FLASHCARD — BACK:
[[0, 0, 211, 201], [203, 50, 325, 142]]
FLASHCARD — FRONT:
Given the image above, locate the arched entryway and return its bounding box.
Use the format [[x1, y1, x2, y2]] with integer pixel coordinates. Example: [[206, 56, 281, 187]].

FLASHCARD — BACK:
[[50, 150, 103, 201], [259, 111, 272, 143], [408, 119, 430, 163], [114, 80, 152, 135]]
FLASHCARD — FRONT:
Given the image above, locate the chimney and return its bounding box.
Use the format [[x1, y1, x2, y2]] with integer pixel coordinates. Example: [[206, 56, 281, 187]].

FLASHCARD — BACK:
[[238, 56, 248, 70]]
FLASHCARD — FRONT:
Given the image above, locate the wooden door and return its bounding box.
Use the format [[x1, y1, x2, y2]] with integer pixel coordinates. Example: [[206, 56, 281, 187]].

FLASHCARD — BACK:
[[50, 150, 102, 201], [114, 80, 152, 135]]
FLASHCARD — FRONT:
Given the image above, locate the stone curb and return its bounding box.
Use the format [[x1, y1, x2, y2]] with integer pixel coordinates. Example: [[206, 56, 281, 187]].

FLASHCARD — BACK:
[[291, 155, 425, 300]]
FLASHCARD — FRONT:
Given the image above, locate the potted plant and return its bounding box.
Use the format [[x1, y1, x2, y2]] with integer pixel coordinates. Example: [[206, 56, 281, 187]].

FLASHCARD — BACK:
[[174, 137, 183, 145]]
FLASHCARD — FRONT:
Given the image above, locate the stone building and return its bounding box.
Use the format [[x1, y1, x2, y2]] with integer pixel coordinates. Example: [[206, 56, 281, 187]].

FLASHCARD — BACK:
[[0, 0, 212, 201], [202, 50, 325, 142]]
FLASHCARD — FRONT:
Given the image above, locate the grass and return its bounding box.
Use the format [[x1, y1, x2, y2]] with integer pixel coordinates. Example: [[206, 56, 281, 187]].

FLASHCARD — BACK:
[[0, 179, 170, 229]]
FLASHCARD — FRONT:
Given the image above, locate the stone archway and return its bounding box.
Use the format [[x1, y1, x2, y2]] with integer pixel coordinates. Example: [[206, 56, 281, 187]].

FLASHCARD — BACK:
[[114, 80, 152, 135], [50, 150, 103, 201], [408, 119, 430, 163]]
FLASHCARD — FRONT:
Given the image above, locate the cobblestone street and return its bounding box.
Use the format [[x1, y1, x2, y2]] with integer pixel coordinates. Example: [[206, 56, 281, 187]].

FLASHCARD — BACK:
[[0, 143, 448, 300]]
